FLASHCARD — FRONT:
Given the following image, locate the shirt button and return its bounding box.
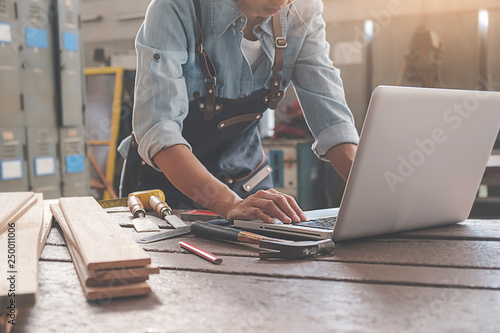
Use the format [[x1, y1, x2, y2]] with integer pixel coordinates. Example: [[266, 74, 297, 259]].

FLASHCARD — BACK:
[[193, 91, 200, 98], [153, 53, 160, 60], [255, 27, 263, 33], [240, 17, 245, 23]]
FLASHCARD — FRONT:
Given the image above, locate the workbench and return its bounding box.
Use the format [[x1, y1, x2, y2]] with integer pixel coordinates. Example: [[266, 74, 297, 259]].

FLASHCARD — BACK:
[[11, 209, 500, 332]]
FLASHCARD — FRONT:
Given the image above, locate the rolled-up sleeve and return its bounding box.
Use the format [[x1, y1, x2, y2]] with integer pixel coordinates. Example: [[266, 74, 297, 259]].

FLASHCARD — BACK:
[[291, 1, 359, 161], [133, 0, 192, 170]]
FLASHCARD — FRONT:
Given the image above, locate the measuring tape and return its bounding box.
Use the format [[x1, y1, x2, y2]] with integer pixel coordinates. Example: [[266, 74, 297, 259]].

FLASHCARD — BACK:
[[98, 189, 166, 209], [98, 198, 128, 208]]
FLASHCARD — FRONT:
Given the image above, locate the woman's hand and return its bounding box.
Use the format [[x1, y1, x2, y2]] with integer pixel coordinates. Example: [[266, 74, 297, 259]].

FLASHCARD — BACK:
[[225, 189, 307, 224]]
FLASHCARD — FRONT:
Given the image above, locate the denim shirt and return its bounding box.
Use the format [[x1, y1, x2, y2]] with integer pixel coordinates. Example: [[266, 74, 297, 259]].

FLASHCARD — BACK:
[[121, 0, 360, 169]]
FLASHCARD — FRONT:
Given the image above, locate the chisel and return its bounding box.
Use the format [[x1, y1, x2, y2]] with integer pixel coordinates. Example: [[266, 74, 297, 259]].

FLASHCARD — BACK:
[[136, 226, 191, 244], [148, 195, 188, 229], [136, 219, 230, 244], [127, 195, 160, 232]]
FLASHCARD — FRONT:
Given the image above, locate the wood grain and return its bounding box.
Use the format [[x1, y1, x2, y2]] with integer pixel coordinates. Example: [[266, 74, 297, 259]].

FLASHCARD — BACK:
[[92, 265, 160, 281], [38, 200, 57, 258], [59, 197, 151, 270], [0, 194, 43, 308], [18, 262, 500, 332], [0, 192, 36, 235], [51, 204, 154, 293]]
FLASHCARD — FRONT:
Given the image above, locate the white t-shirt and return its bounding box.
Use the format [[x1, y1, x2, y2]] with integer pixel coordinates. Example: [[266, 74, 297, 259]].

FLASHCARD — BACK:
[[241, 37, 264, 67]]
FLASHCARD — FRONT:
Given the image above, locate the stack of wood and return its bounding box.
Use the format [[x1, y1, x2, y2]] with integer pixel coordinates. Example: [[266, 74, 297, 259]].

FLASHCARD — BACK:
[[0, 192, 53, 308], [50, 196, 159, 301]]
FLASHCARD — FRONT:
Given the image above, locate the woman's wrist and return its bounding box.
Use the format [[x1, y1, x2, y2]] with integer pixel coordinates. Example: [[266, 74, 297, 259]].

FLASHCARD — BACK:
[[210, 192, 242, 220]]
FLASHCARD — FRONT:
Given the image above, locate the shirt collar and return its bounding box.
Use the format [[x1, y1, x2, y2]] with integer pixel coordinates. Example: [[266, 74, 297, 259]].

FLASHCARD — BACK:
[[211, 0, 277, 39]]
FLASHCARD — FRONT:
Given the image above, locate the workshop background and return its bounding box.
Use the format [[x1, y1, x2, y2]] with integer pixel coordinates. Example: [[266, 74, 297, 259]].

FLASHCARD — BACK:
[[1, 0, 499, 216]]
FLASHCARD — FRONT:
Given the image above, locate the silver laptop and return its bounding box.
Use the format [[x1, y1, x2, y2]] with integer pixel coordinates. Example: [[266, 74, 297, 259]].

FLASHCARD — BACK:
[[235, 86, 500, 241]]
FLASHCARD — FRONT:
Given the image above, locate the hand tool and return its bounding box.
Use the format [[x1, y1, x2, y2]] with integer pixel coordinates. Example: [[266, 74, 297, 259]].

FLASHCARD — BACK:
[[127, 196, 160, 233], [179, 241, 222, 264], [98, 189, 166, 209], [190, 221, 334, 260], [136, 226, 191, 244], [258, 239, 334, 260], [190, 221, 291, 244], [148, 195, 188, 229], [136, 219, 229, 244]]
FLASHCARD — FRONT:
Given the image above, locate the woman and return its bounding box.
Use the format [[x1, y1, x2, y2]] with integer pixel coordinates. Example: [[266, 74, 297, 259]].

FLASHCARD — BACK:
[[119, 0, 359, 224]]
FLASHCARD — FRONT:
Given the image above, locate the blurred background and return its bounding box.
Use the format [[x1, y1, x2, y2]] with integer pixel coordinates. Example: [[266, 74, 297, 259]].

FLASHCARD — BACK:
[[1, 0, 499, 217]]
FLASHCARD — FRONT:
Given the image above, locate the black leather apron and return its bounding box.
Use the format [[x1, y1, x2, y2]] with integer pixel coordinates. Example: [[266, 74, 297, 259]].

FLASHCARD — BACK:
[[120, 0, 286, 209]]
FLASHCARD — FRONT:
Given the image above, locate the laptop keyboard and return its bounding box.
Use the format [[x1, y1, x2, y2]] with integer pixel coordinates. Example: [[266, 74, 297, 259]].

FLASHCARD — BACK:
[[293, 216, 337, 230]]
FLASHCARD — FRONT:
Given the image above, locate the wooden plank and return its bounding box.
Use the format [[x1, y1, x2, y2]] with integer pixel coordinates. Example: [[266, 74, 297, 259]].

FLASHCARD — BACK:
[[38, 200, 57, 258], [15, 261, 500, 332], [92, 265, 160, 281], [51, 203, 159, 286], [69, 242, 151, 299], [39, 243, 499, 290], [39, 242, 159, 285], [388, 219, 500, 240], [147, 251, 500, 289], [123, 227, 500, 269], [43, 223, 500, 270], [0, 192, 36, 235], [59, 197, 151, 270], [50, 204, 151, 298], [0, 194, 43, 308]]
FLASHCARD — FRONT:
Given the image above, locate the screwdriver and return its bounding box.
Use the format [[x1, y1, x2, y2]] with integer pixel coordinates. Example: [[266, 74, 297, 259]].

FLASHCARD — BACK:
[[148, 195, 188, 229]]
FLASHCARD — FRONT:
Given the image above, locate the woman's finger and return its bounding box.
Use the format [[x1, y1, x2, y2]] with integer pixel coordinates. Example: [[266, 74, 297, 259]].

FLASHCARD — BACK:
[[255, 189, 302, 223]]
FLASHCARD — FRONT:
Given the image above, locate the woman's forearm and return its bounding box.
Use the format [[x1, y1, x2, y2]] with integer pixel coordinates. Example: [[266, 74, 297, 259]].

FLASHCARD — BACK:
[[326, 143, 358, 181], [152, 144, 306, 223], [153, 144, 241, 218]]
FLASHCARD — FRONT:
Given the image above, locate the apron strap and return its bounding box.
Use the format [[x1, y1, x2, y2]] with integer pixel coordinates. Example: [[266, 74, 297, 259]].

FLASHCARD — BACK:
[[192, 0, 286, 115], [267, 13, 286, 110], [193, 0, 221, 120]]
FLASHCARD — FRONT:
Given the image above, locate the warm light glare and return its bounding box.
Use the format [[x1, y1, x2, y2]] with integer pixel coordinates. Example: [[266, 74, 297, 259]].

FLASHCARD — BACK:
[[479, 9, 489, 29], [364, 20, 374, 39]]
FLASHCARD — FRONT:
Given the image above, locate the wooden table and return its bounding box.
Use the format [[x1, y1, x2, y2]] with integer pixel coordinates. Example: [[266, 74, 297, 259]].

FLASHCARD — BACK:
[[11, 209, 500, 332]]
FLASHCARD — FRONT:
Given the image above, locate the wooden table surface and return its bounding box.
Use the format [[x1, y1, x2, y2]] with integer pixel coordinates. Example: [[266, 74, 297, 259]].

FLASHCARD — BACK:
[[10, 208, 500, 333]]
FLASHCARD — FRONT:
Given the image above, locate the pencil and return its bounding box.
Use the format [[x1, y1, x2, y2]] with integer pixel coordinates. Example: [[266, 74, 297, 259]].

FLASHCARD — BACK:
[[179, 241, 223, 265]]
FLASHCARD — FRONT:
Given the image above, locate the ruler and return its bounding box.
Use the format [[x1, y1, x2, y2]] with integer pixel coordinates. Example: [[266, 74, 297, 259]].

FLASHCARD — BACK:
[[98, 198, 128, 208]]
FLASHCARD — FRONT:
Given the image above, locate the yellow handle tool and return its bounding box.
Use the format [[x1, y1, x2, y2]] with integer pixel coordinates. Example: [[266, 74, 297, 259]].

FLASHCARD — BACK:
[[127, 189, 165, 210]]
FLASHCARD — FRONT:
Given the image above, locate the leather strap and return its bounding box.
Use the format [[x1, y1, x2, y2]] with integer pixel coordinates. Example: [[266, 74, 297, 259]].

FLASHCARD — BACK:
[[267, 13, 286, 110], [217, 113, 263, 129], [192, 0, 285, 115], [193, 0, 221, 120]]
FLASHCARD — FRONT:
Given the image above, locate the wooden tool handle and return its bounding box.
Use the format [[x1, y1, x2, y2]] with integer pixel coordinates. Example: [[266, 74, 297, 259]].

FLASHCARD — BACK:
[[148, 195, 172, 216], [128, 189, 165, 210], [127, 195, 145, 218], [236, 232, 266, 244], [191, 222, 270, 244]]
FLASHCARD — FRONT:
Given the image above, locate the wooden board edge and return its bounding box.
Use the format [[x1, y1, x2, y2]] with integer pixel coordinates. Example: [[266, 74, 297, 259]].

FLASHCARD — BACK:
[[0, 195, 37, 235], [38, 200, 58, 258]]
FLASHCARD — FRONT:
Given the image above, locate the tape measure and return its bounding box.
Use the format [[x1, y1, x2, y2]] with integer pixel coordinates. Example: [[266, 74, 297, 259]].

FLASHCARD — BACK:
[[98, 198, 128, 209], [98, 189, 166, 209]]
